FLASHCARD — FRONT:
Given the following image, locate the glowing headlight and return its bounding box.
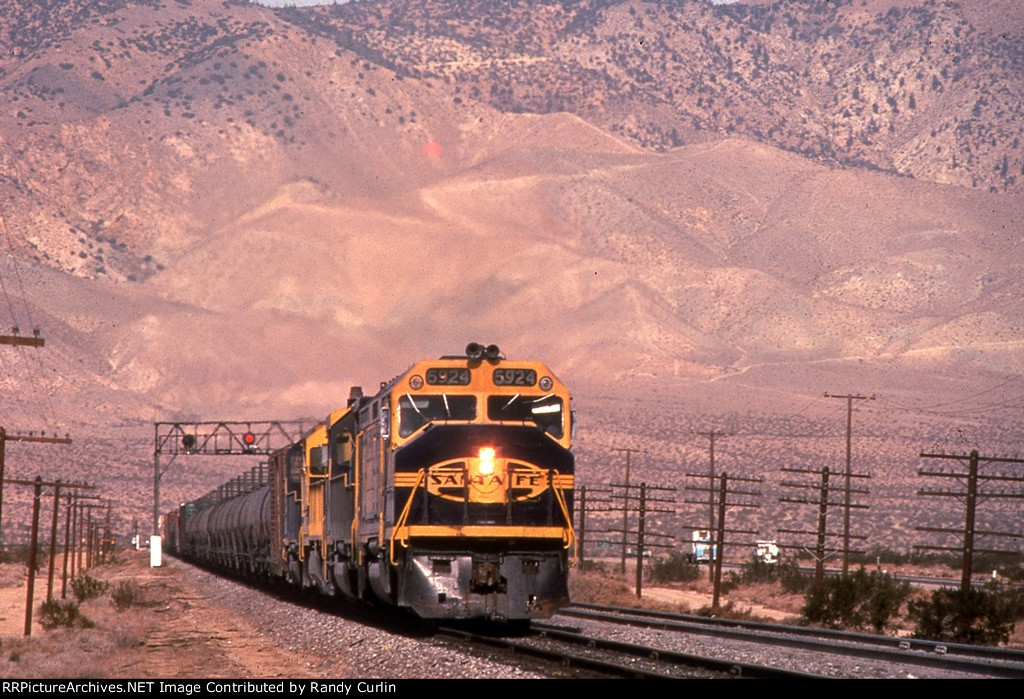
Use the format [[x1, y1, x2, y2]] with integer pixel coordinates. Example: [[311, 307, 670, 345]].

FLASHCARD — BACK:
[[478, 447, 495, 475]]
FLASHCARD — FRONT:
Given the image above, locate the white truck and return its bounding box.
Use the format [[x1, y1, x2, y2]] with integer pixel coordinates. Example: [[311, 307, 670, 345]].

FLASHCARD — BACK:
[[690, 529, 717, 563], [755, 540, 779, 564]]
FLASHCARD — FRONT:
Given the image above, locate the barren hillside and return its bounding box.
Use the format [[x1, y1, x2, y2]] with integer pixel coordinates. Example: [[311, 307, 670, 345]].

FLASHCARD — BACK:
[[0, 0, 1019, 553]]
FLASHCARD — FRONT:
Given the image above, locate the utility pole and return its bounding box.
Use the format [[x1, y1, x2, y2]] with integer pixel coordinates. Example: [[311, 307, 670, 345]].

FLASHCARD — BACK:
[[25, 477, 42, 636], [636, 484, 647, 598], [574, 485, 612, 564], [693, 430, 729, 581], [0, 329, 44, 348], [5, 477, 93, 635], [780, 465, 868, 581], [814, 468, 830, 583], [0, 428, 73, 548], [917, 450, 1024, 590], [683, 471, 763, 611], [628, 483, 675, 598], [824, 393, 874, 574], [612, 447, 643, 574], [61, 492, 73, 599]]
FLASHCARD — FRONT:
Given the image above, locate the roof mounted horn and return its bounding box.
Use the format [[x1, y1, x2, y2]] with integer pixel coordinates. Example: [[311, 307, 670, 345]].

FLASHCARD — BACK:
[[464, 342, 502, 361]]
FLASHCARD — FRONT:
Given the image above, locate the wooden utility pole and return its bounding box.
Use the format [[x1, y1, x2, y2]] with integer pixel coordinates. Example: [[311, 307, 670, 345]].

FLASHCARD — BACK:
[[5, 476, 92, 636], [25, 477, 41, 636], [814, 468, 830, 583], [918, 450, 1024, 590], [4, 474, 92, 634], [635, 484, 646, 598], [780, 466, 868, 581], [0, 428, 73, 548], [823, 393, 874, 574], [712, 475, 728, 611], [627, 483, 674, 598], [693, 430, 730, 581], [612, 447, 643, 574], [61, 492, 73, 599], [574, 485, 612, 563], [46, 480, 61, 602], [0, 330, 44, 348], [683, 471, 763, 611]]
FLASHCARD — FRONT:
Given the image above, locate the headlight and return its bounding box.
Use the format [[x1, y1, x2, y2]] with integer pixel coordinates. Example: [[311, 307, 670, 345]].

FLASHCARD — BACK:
[[477, 446, 495, 475]]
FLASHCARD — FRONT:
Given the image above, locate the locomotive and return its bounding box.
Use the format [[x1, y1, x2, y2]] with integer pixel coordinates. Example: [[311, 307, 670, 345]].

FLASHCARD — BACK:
[[163, 344, 577, 622]]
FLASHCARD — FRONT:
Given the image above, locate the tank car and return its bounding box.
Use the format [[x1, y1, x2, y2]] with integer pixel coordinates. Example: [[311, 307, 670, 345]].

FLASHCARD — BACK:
[[165, 344, 577, 622]]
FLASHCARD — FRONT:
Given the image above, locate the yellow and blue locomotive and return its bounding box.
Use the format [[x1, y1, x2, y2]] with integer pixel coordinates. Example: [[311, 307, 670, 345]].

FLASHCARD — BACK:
[[170, 344, 577, 622]]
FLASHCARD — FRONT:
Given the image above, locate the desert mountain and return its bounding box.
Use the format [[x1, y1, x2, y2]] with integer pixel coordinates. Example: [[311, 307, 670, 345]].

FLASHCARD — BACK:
[[0, 0, 1020, 548]]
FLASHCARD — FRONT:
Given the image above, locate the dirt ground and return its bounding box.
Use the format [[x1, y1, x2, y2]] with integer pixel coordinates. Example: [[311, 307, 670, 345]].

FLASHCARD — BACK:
[[0, 551, 327, 679], [0, 553, 802, 678], [640, 582, 800, 621], [569, 563, 805, 623], [1, 552, 1020, 678], [569, 559, 1024, 645]]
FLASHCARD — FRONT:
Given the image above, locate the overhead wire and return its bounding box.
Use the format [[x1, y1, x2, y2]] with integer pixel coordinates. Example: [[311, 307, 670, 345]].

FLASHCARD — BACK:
[[0, 201, 61, 432], [882, 374, 1024, 418]]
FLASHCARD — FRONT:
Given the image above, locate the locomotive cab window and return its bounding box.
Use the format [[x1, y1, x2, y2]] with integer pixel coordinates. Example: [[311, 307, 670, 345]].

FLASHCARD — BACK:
[[286, 447, 304, 493], [487, 394, 564, 438], [399, 393, 476, 437], [309, 445, 328, 477], [332, 433, 354, 480]]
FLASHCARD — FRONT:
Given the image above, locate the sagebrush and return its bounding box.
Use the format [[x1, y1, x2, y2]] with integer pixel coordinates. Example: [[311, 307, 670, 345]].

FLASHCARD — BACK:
[[71, 574, 109, 602], [802, 567, 911, 633]]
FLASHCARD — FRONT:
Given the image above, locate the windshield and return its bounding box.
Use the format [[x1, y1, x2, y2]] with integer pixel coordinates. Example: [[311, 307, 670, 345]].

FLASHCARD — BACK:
[[399, 394, 477, 437], [486, 394, 564, 438]]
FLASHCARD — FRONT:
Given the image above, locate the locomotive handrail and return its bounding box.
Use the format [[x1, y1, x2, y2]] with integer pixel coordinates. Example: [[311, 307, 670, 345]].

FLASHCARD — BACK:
[[390, 467, 577, 565], [391, 468, 426, 565], [550, 470, 578, 559]]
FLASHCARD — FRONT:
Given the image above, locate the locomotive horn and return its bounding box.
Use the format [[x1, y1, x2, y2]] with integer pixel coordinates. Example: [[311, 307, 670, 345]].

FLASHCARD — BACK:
[[484, 344, 501, 360], [466, 342, 485, 360]]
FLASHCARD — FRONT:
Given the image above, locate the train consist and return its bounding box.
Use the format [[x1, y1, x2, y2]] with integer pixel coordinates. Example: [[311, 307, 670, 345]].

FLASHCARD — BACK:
[[163, 344, 577, 622]]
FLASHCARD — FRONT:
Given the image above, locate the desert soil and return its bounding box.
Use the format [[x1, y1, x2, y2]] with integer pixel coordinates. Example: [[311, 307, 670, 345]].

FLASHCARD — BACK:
[[0, 551, 336, 679], [2, 551, 1017, 678], [0, 551, 796, 679]]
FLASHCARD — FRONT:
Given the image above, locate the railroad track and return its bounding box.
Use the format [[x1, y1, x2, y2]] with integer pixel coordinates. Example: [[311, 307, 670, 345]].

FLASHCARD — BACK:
[[435, 624, 826, 679], [167, 557, 1023, 679], [546, 603, 1024, 679]]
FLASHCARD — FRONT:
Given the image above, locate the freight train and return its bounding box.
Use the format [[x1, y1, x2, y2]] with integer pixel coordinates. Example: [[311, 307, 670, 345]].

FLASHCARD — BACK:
[[163, 344, 576, 622]]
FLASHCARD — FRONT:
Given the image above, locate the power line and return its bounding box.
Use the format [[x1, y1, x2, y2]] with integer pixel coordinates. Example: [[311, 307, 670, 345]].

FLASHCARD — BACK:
[[0, 207, 61, 430], [883, 375, 1024, 417]]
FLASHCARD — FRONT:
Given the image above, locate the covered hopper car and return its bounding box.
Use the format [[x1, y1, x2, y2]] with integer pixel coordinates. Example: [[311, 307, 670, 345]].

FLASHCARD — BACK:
[[163, 344, 577, 622]]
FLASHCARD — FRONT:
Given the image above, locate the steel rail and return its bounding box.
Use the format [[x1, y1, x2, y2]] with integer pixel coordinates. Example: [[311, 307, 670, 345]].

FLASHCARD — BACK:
[[558, 603, 1024, 678], [437, 625, 830, 679]]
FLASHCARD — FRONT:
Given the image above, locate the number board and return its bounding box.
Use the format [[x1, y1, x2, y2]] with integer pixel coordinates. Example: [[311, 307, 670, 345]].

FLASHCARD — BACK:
[[425, 368, 471, 385], [492, 368, 538, 386]]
